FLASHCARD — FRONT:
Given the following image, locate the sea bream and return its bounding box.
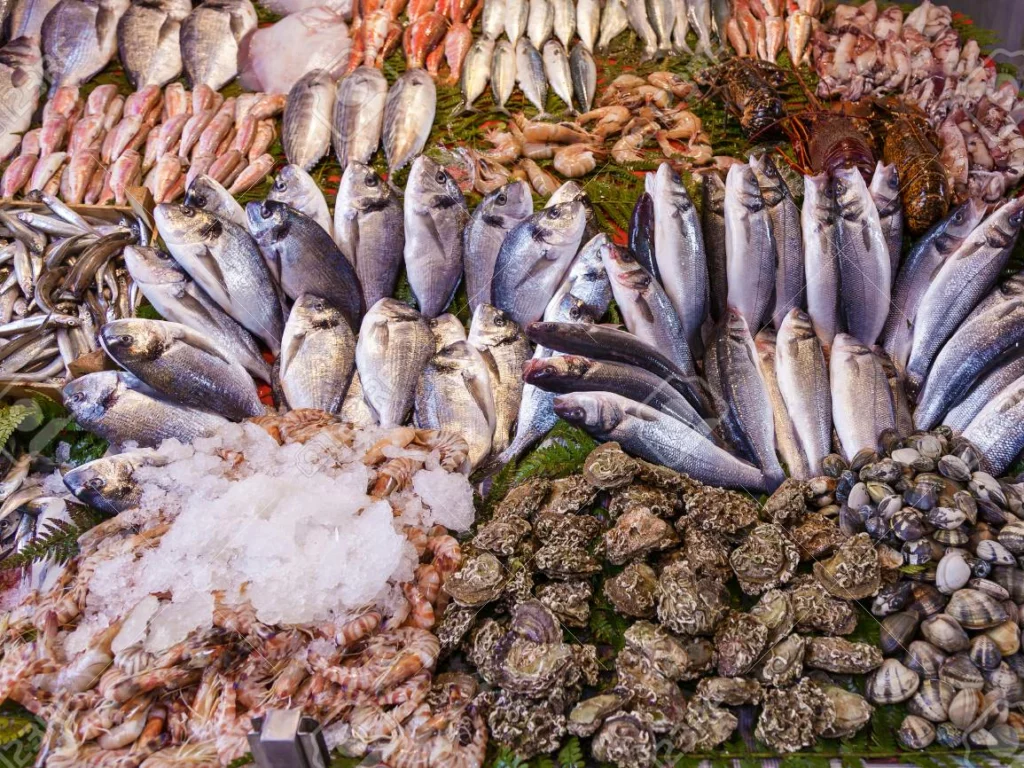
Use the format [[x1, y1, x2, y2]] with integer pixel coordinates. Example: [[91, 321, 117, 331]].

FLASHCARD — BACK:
[[279, 294, 356, 414], [282, 69, 336, 172], [333, 66, 388, 169], [544, 233, 612, 321], [0, 37, 44, 162], [802, 172, 840, 350], [267, 164, 333, 238], [468, 304, 530, 454], [180, 0, 256, 90], [382, 68, 436, 172], [117, 0, 191, 88], [8, 0, 61, 38], [463, 180, 533, 312], [42, 0, 130, 88], [184, 173, 247, 228], [750, 154, 803, 328], [775, 308, 832, 477], [63, 450, 166, 514], [725, 162, 776, 331], [429, 314, 466, 350], [830, 333, 896, 464]]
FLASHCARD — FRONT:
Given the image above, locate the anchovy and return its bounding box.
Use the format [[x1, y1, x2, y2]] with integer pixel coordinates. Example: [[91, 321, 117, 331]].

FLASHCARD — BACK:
[[382, 68, 436, 172], [63, 450, 165, 514], [830, 333, 896, 463], [725, 162, 776, 331], [754, 327, 811, 480], [701, 171, 727, 323], [515, 37, 548, 115], [802, 172, 840, 350], [464, 180, 533, 312], [750, 154, 803, 329], [775, 308, 832, 476], [569, 42, 596, 112], [42, 0, 130, 88], [541, 40, 573, 112], [544, 233, 612, 321], [184, 174, 246, 228], [461, 37, 494, 112], [280, 294, 355, 414], [491, 39, 517, 114], [962, 375, 1024, 476], [333, 66, 387, 169], [267, 164, 333, 238], [624, 0, 658, 59], [468, 304, 530, 454], [597, 0, 628, 50], [180, 0, 256, 90], [868, 161, 903, 282], [117, 0, 190, 88], [282, 69, 335, 171]]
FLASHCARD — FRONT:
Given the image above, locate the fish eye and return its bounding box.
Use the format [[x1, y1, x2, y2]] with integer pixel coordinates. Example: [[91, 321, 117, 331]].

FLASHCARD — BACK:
[[365, 173, 378, 187], [888, 175, 899, 189], [544, 364, 557, 375], [68, 392, 85, 404], [191, 193, 207, 207], [673, 171, 682, 184], [314, 301, 326, 312], [435, 170, 447, 184], [1012, 212, 1023, 227], [494, 314, 506, 327], [118, 334, 134, 346], [273, 178, 285, 191], [496, 193, 507, 205], [953, 209, 965, 223], [87, 477, 106, 490], [547, 207, 560, 219], [261, 202, 272, 217], [181, 206, 196, 218]]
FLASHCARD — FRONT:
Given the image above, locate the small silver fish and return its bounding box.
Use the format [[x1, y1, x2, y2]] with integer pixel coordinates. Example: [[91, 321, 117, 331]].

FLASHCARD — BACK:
[[490, 39, 516, 114], [541, 39, 573, 112], [382, 68, 436, 173], [282, 69, 336, 171], [461, 37, 495, 112], [515, 38, 548, 115], [569, 42, 596, 112]]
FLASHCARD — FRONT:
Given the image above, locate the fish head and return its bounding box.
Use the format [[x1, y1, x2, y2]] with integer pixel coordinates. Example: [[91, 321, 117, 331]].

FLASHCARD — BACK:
[[408, 156, 463, 204], [100, 319, 167, 364], [484, 180, 533, 220], [572, 234, 610, 281], [869, 161, 900, 200], [155, 204, 227, 250], [372, 296, 426, 325], [726, 163, 765, 212], [123, 245, 187, 288], [292, 294, 346, 331], [432, 339, 478, 374], [780, 307, 816, 340], [268, 165, 309, 203], [523, 354, 591, 385], [753, 327, 778, 357], [536, 200, 587, 245], [552, 392, 623, 433], [600, 240, 650, 287], [245, 199, 290, 244], [748, 153, 787, 206], [63, 457, 133, 512], [546, 180, 587, 209], [701, 170, 726, 212], [723, 307, 752, 340], [469, 304, 521, 347], [987, 196, 1024, 247], [340, 162, 392, 209], [831, 166, 870, 218], [546, 293, 597, 324], [63, 371, 121, 424]]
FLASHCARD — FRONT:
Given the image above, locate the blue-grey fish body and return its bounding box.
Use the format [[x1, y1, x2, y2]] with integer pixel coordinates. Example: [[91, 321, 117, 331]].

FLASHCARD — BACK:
[[464, 180, 533, 312], [750, 154, 803, 329], [962, 375, 1024, 475]]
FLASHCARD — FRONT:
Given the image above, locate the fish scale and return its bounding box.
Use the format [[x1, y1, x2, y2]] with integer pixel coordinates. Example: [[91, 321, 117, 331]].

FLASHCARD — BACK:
[[464, 180, 533, 312], [280, 294, 356, 414], [775, 308, 832, 477], [830, 333, 896, 463], [468, 304, 530, 455]]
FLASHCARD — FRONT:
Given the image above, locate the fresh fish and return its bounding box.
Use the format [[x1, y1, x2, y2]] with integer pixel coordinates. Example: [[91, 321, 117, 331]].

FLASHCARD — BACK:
[[551, 0, 574, 46], [775, 308, 831, 476], [117, 0, 191, 88], [42, 0, 130, 88], [9, 0, 61, 38], [962, 375, 1024, 475], [490, 39, 516, 114], [705, 309, 785, 489], [873, 347, 913, 437], [63, 450, 165, 514], [333, 66, 387, 169], [481, 0, 505, 39], [693, 0, 716, 54], [493, 201, 586, 326], [624, 0, 658, 59], [830, 333, 896, 463], [468, 304, 530, 454], [880, 200, 985, 371], [576, 0, 599, 51], [464, 180, 533, 312], [403, 156, 469, 318], [0, 456, 30, 504], [0, 37, 44, 162], [868, 161, 903, 281], [906, 197, 1024, 393], [183, 174, 246, 228], [279, 294, 355, 413], [544, 233, 612, 321], [282, 69, 336, 171], [267, 165, 332, 238], [701, 171, 727, 323], [628, 192, 658, 283], [334, 161, 404, 311], [341, 371, 375, 428], [725, 162, 775, 331], [597, 0, 628, 50], [943, 352, 1024, 433], [123, 244, 271, 382], [63, 370, 228, 448], [515, 38, 548, 115], [461, 37, 494, 111], [671, 0, 689, 51], [180, 0, 256, 90], [750, 154, 803, 328], [754, 328, 811, 480], [802, 172, 840, 350], [541, 40, 573, 112], [246, 200, 364, 328], [651, 163, 708, 359], [569, 42, 596, 112], [357, 298, 436, 427], [430, 313, 466, 350], [966, 273, 1024, 324], [382, 68, 436, 173], [488, 344, 559, 468], [155, 203, 284, 352], [505, 0, 527, 45], [645, 0, 675, 56], [555, 391, 767, 491], [100, 318, 264, 420], [527, 0, 552, 48]]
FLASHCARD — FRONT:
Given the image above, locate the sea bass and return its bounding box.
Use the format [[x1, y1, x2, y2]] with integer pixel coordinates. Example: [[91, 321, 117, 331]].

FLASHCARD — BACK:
[[868, 161, 903, 280], [962, 375, 1024, 476], [725, 162, 776, 331], [701, 171, 728, 322], [775, 308, 832, 476], [802, 172, 840, 350], [750, 154, 803, 329], [464, 180, 533, 312], [754, 327, 811, 480], [830, 333, 896, 463], [468, 304, 530, 454], [280, 294, 356, 414]]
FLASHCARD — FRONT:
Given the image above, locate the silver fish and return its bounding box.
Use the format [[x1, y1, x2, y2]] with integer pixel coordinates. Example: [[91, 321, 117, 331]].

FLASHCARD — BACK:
[[334, 161, 404, 311], [461, 37, 494, 112], [708, 0, 726, 37], [505, 0, 527, 45], [100, 318, 264, 420], [569, 42, 596, 112], [123, 244, 271, 382], [341, 370, 375, 428], [515, 38, 548, 115], [555, 391, 767, 491], [9, 0, 61, 38], [576, 0, 599, 51], [0, 37, 44, 162], [552, 0, 574, 47], [117, 0, 191, 88], [880, 200, 985, 371], [833, 166, 891, 347], [42, 0, 129, 88], [527, 0, 552, 48], [671, 0, 689, 51], [597, 0, 628, 50], [645, 0, 675, 56], [282, 69, 336, 172], [280, 294, 355, 414], [63, 370, 228, 447], [491, 39, 516, 114], [333, 66, 388, 169], [693, 0, 715, 53], [868, 161, 903, 282], [493, 200, 587, 326], [267, 164, 333, 238], [775, 308, 831, 476], [154, 203, 283, 352], [481, 0, 505, 39], [701, 171, 727, 323], [830, 333, 896, 463], [725, 162, 775, 331], [356, 298, 436, 427], [750, 154, 803, 329], [429, 313, 466, 350], [624, 0, 658, 60], [944, 353, 1024, 434], [0, 455, 30, 504], [802, 172, 840, 350], [489, 344, 558, 469], [544, 232, 612, 321], [962, 375, 1024, 476], [180, 0, 256, 90], [464, 179, 533, 312], [754, 327, 811, 480], [873, 347, 913, 438], [404, 156, 469, 318], [906, 196, 1024, 393], [382, 68, 436, 173], [184, 173, 246, 228], [966, 272, 1024, 325], [468, 304, 530, 454], [542, 40, 574, 112], [63, 450, 165, 514]]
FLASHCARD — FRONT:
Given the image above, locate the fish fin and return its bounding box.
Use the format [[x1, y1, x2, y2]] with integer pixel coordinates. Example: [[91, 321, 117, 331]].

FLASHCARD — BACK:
[[635, 294, 654, 323], [464, 369, 495, 426], [194, 245, 231, 302], [278, 330, 306, 376], [170, 325, 238, 367]]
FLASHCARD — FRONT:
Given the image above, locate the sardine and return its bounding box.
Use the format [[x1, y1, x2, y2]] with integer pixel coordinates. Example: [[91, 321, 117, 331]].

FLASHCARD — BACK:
[[63, 370, 228, 447], [0, 37, 43, 162], [568, 42, 596, 113], [515, 38, 548, 115], [544, 233, 612, 321], [775, 308, 831, 476], [333, 162, 404, 311], [624, 0, 658, 59], [527, 0, 552, 48], [750, 154, 803, 328], [63, 450, 165, 514], [183, 173, 246, 228], [403, 156, 469, 318], [464, 180, 533, 312], [576, 0, 599, 51], [282, 69, 335, 171], [868, 161, 903, 281], [468, 304, 530, 454], [333, 67, 387, 169], [597, 0, 628, 50], [382, 68, 436, 173], [802, 172, 840, 350], [481, 0, 505, 39], [42, 0, 130, 88], [701, 171, 727, 323], [505, 0, 527, 45], [962, 375, 1024, 475], [117, 0, 190, 88], [461, 37, 494, 112], [541, 40, 573, 112], [180, 0, 256, 90], [725, 162, 776, 331], [430, 313, 466, 350], [267, 164, 332, 238], [830, 333, 896, 463], [279, 294, 355, 414], [754, 328, 811, 480], [645, 0, 675, 56], [491, 39, 516, 114]]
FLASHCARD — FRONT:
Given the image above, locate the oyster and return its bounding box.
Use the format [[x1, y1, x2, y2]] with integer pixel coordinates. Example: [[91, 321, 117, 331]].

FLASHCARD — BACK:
[[501, 560, 535, 607], [537, 581, 592, 627], [473, 515, 532, 556], [604, 507, 679, 564], [467, 618, 509, 685], [567, 693, 629, 737], [608, 483, 681, 520], [540, 475, 599, 515], [788, 576, 858, 636], [509, 599, 562, 643], [681, 527, 733, 581], [684, 699, 739, 749], [625, 621, 716, 682], [533, 511, 604, 545], [495, 478, 551, 519], [762, 478, 809, 527], [812, 533, 881, 600], [804, 637, 884, 674], [728, 523, 800, 595], [789, 513, 844, 560], [614, 647, 688, 732], [818, 684, 874, 739], [681, 484, 759, 537], [497, 636, 574, 697], [749, 589, 796, 644], [583, 441, 640, 488], [436, 603, 477, 656], [604, 561, 658, 618], [756, 634, 805, 688], [656, 560, 730, 636], [445, 553, 507, 607], [695, 676, 763, 706], [714, 611, 768, 677], [535, 541, 602, 579], [591, 712, 656, 768], [755, 678, 836, 753], [484, 690, 568, 758]]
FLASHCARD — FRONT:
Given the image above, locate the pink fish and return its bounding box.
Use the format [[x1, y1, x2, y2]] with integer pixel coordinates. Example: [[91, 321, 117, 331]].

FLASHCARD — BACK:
[[248, 120, 278, 162], [68, 115, 106, 155], [191, 84, 219, 114], [207, 149, 244, 186], [249, 93, 287, 121], [85, 84, 119, 117], [196, 110, 236, 157], [1, 156, 37, 198], [60, 149, 100, 204], [99, 150, 143, 205], [28, 152, 67, 192], [124, 86, 163, 119], [185, 153, 216, 190], [103, 95, 126, 131], [43, 86, 80, 123], [144, 154, 184, 203], [178, 109, 216, 160], [228, 153, 275, 194], [39, 116, 68, 156]]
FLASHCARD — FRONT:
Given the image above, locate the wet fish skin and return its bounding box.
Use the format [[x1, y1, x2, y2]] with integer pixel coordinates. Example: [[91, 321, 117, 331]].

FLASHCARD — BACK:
[[868, 161, 903, 282], [180, 0, 256, 90], [282, 69, 336, 171], [775, 308, 832, 476], [488, 344, 559, 469], [556, 391, 767, 491], [569, 42, 596, 113], [527, 0, 552, 48], [754, 328, 811, 480], [490, 39, 516, 113], [42, 0, 130, 88], [267, 164, 332, 238], [63, 370, 228, 448], [541, 40, 573, 112], [117, 0, 190, 88], [383, 68, 436, 173], [505, 0, 527, 44], [183, 173, 246, 228], [725, 162, 775, 331], [0, 37, 43, 162], [802, 172, 840, 350], [629, 192, 658, 283], [551, 0, 574, 47], [624, 0, 658, 59], [63, 450, 165, 514], [967, 272, 1024, 325], [691, 0, 714, 54], [872, 346, 914, 437], [544, 232, 612, 321], [701, 171, 727, 323], [597, 0, 628, 50], [100, 318, 264, 420], [515, 38, 548, 115], [280, 294, 355, 414], [9, 0, 61, 38], [403, 156, 469, 318], [481, 0, 505, 39], [645, 0, 675, 55], [671, 0, 689, 51], [962, 375, 1024, 475], [576, 0, 599, 51], [750, 154, 803, 329], [468, 304, 530, 454], [830, 333, 896, 463], [429, 313, 466, 350], [333, 66, 388, 169], [464, 179, 533, 312], [943, 352, 1024, 434], [461, 37, 494, 112]]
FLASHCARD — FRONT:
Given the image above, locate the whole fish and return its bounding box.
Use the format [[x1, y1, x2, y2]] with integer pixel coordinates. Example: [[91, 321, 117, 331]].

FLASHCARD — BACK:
[[943, 352, 1024, 434], [464, 180, 533, 312], [0, 37, 44, 162], [246, 200, 364, 328], [775, 308, 831, 476], [652, 163, 708, 359], [430, 313, 466, 350], [515, 38, 548, 115], [527, 0, 552, 48], [333, 161, 404, 310], [505, 0, 527, 44], [180, 0, 256, 90], [873, 347, 914, 437], [541, 40, 573, 111], [154, 203, 284, 351], [701, 171, 727, 322], [962, 376, 1024, 476], [671, 0, 689, 51], [267, 164, 333, 238], [382, 68, 436, 173], [645, 0, 675, 56], [356, 298, 435, 427], [555, 391, 767, 491], [830, 333, 896, 463], [868, 161, 903, 281], [404, 156, 469, 318], [42, 0, 130, 88], [750, 154, 803, 328], [493, 201, 586, 326], [123, 244, 271, 382], [117, 0, 191, 88], [488, 344, 558, 469], [967, 273, 1024, 324], [576, 0, 599, 51], [9, 0, 61, 38], [280, 294, 355, 413], [628, 192, 658, 283], [544, 233, 612, 321], [552, 0, 574, 47], [481, 0, 505, 39], [597, 0, 628, 50], [802, 172, 840, 350], [491, 39, 516, 114], [461, 37, 494, 111], [99, 318, 264, 420], [725, 162, 775, 331], [569, 43, 596, 113], [754, 328, 811, 480], [705, 309, 785, 489], [468, 304, 530, 454], [690, 0, 714, 54], [63, 370, 228, 447], [183, 173, 246, 228], [333, 67, 388, 169], [63, 450, 165, 514], [906, 196, 1024, 393], [880, 201, 984, 371], [833, 166, 891, 347], [624, 0, 658, 59], [282, 69, 336, 171]]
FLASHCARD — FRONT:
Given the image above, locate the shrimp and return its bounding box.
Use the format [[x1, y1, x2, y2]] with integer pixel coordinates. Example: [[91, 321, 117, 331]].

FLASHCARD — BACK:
[[425, 534, 462, 580], [553, 144, 605, 177], [646, 71, 693, 100], [481, 128, 522, 164], [378, 670, 431, 707], [334, 610, 383, 648], [611, 121, 657, 164], [576, 106, 631, 139], [139, 743, 220, 767], [514, 114, 594, 144], [402, 582, 436, 629], [661, 109, 702, 140], [415, 564, 441, 604], [406, 527, 430, 558]]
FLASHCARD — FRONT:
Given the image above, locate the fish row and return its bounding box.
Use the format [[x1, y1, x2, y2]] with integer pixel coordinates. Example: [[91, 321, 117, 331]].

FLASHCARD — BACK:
[[720, 0, 823, 64]]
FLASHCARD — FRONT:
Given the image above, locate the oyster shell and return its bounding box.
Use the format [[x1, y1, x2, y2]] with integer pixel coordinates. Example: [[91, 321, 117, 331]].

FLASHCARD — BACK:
[[509, 599, 562, 644], [694, 676, 763, 706], [472, 515, 532, 556], [534, 541, 602, 579], [749, 589, 796, 645], [591, 712, 656, 768], [533, 511, 603, 546], [866, 658, 920, 704], [755, 678, 836, 753], [714, 611, 768, 677], [818, 683, 874, 739], [681, 527, 733, 581], [484, 690, 568, 758], [497, 635, 574, 697], [624, 621, 715, 682], [495, 478, 551, 519], [567, 693, 629, 737], [604, 507, 679, 564], [467, 618, 508, 684], [728, 523, 800, 595], [812, 533, 881, 600], [682, 484, 759, 537], [788, 576, 858, 636], [789, 513, 844, 561], [762, 478, 809, 527], [685, 699, 739, 749], [656, 560, 730, 636], [804, 637, 884, 674], [436, 603, 477, 656], [583, 441, 639, 489], [756, 634, 805, 688], [537, 580, 592, 627], [613, 647, 688, 732], [604, 561, 658, 618], [444, 553, 507, 607], [541, 475, 599, 515], [609, 483, 681, 520]]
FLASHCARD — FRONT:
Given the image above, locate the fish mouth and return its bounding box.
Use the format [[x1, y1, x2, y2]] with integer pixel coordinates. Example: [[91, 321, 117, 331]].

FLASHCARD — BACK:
[[551, 397, 584, 423]]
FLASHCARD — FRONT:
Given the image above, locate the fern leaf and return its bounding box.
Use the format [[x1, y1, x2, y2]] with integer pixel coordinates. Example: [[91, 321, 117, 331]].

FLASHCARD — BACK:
[[557, 737, 584, 768], [0, 505, 104, 572], [514, 421, 597, 483], [0, 404, 32, 448], [0, 714, 35, 747]]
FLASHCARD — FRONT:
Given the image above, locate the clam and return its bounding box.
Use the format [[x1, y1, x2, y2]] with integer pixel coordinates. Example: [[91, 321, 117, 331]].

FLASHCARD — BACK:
[[933, 528, 970, 547], [991, 565, 1024, 603], [934, 722, 964, 748], [891, 509, 926, 542], [970, 634, 1003, 670], [819, 684, 873, 739], [920, 614, 970, 653], [902, 539, 932, 565], [926, 506, 967, 530], [985, 662, 1024, 704], [898, 715, 936, 749], [939, 653, 985, 690], [970, 472, 1007, 507], [976, 539, 1017, 566], [986, 620, 1021, 657], [946, 588, 1009, 629], [822, 454, 848, 477], [905, 582, 947, 616], [997, 521, 1024, 556], [908, 679, 955, 723], [948, 688, 988, 732], [967, 728, 999, 748], [904, 640, 948, 678], [990, 723, 1020, 749], [938, 454, 972, 482], [847, 482, 870, 509], [968, 577, 1010, 601], [872, 581, 912, 617], [866, 658, 920, 704], [936, 551, 972, 594], [891, 448, 921, 467], [880, 611, 920, 656]]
